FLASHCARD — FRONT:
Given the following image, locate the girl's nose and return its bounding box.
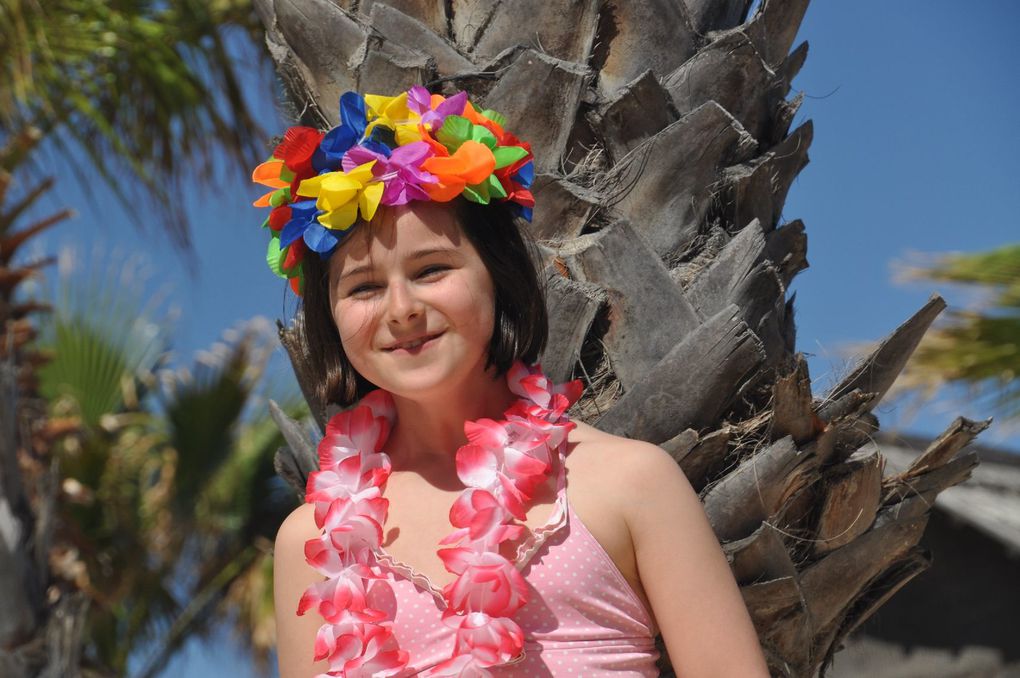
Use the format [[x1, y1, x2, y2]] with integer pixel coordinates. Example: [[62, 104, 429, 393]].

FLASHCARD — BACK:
[[386, 279, 425, 324]]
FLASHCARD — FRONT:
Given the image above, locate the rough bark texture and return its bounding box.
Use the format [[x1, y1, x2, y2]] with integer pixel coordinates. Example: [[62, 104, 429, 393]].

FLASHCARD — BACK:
[[258, 1, 986, 675]]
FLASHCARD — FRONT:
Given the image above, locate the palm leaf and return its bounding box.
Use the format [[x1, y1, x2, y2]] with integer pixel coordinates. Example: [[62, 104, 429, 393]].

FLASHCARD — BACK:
[[0, 0, 271, 247], [888, 243, 1020, 423], [36, 249, 170, 428], [162, 321, 278, 514], [129, 324, 302, 675]]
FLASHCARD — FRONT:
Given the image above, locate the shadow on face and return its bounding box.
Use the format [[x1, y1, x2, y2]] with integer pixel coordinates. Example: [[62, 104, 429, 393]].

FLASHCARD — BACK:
[[326, 202, 473, 297]]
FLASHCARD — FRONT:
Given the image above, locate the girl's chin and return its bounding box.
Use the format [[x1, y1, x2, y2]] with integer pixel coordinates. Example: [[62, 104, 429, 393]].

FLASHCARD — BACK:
[[367, 351, 489, 398]]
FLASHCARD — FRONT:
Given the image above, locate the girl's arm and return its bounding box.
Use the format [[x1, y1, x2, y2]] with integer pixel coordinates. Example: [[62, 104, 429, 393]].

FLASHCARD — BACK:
[[274, 502, 330, 678], [620, 441, 770, 677]]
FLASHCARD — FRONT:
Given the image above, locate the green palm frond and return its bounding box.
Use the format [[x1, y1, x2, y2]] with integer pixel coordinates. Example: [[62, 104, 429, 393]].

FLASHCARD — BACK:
[[891, 243, 1020, 422], [56, 412, 183, 676], [37, 248, 170, 428], [131, 544, 264, 678], [162, 321, 277, 515], [0, 0, 270, 247], [130, 323, 301, 676], [27, 247, 182, 673], [30, 245, 301, 671], [225, 547, 277, 673], [903, 243, 1020, 287], [196, 410, 300, 537], [54, 320, 301, 675]]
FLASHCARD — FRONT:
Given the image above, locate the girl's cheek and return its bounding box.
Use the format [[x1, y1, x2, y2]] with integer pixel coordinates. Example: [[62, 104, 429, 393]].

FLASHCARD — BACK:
[[336, 303, 375, 346]]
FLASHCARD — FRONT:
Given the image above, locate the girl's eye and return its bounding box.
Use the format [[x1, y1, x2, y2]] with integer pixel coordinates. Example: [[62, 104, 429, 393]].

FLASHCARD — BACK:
[[348, 283, 380, 297], [418, 264, 448, 279], [345, 266, 447, 297]]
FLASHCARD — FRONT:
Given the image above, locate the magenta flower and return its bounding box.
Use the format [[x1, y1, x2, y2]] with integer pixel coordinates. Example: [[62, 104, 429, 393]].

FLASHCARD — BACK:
[[458, 418, 552, 517], [298, 563, 373, 622], [323, 397, 392, 455], [407, 85, 468, 130], [324, 496, 388, 554], [342, 141, 438, 206], [441, 488, 526, 549], [304, 533, 381, 583], [456, 443, 544, 520]]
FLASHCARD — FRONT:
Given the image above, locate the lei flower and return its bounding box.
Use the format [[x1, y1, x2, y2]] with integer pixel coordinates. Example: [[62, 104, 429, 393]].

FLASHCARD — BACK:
[[252, 86, 535, 296], [299, 362, 580, 676]]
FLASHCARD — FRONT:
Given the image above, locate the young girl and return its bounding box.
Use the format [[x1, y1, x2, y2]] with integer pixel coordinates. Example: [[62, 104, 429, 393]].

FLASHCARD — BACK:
[[260, 87, 769, 677]]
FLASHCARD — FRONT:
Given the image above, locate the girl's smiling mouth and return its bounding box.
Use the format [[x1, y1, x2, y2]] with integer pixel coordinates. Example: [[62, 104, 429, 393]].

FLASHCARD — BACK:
[[382, 331, 445, 353]]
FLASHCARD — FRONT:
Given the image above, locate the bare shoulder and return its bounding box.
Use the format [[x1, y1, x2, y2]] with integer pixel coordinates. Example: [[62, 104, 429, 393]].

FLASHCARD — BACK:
[[274, 502, 329, 678], [567, 421, 706, 564], [570, 425, 770, 675], [569, 420, 669, 462], [276, 502, 318, 552], [274, 503, 323, 593], [569, 422, 696, 510]]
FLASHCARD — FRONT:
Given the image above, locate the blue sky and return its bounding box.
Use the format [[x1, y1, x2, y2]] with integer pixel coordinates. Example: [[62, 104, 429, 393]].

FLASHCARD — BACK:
[[783, 1, 1020, 445], [19, 1, 1020, 675]]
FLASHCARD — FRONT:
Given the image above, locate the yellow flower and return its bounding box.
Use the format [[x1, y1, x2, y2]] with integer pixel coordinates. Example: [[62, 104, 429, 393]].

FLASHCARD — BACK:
[[364, 92, 422, 146], [296, 161, 384, 231]]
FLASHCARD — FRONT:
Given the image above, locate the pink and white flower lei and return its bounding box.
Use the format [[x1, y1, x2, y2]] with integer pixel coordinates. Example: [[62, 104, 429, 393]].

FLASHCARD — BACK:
[[299, 362, 583, 677]]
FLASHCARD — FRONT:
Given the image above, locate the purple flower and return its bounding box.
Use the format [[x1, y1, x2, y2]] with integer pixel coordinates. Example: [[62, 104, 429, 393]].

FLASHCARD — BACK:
[[407, 86, 468, 132], [342, 142, 438, 206]]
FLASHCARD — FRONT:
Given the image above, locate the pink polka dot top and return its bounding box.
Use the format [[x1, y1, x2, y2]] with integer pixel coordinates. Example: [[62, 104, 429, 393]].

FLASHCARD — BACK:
[[374, 446, 662, 676]]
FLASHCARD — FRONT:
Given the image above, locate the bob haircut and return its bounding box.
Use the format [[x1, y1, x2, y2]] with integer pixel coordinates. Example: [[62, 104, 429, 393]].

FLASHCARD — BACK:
[[300, 198, 548, 408]]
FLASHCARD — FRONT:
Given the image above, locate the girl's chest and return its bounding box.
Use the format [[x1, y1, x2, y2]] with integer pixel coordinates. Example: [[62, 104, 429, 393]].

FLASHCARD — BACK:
[[378, 447, 649, 615], [379, 470, 561, 589]]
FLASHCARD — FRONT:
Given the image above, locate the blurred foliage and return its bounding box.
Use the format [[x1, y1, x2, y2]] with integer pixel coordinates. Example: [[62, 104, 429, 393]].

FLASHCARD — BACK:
[[0, 0, 269, 248], [891, 243, 1020, 426], [38, 255, 166, 427], [36, 256, 303, 675], [0, 1, 295, 674]]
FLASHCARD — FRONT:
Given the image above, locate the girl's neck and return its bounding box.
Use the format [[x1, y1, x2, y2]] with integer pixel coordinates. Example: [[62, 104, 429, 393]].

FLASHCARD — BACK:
[[384, 366, 518, 475]]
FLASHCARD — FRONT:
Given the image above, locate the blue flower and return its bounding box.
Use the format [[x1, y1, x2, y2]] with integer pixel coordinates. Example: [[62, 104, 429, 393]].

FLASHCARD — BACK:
[[279, 199, 319, 249], [313, 92, 369, 171]]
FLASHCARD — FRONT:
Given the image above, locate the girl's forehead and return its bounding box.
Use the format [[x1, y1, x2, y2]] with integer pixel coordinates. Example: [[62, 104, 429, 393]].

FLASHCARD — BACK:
[[332, 204, 466, 270]]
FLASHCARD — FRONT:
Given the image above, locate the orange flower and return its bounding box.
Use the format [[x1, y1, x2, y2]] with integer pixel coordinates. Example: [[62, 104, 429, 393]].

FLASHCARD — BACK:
[[251, 159, 289, 207], [420, 141, 496, 202]]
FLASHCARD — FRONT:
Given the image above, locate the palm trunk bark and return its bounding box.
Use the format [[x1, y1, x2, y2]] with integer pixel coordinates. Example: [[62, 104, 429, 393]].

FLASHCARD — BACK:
[[258, 2, 986, 675]]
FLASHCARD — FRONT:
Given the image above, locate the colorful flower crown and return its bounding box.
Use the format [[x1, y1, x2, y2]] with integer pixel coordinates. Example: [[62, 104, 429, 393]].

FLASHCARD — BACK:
[[252, 86, 536, 295]]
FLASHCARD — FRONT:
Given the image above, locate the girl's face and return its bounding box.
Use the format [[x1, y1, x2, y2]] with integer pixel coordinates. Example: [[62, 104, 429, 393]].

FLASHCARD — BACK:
[[327, 202, 497, 400]]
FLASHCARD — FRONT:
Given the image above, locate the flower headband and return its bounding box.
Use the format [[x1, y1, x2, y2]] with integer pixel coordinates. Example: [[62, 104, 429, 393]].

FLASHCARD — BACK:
[[252, 86, 536, 295]]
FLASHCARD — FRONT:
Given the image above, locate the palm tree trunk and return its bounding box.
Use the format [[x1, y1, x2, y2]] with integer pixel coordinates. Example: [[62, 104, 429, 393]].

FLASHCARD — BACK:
[[0, 130, 89, 678], [259, 2, 987, 675], [0, 351, 41, 676]]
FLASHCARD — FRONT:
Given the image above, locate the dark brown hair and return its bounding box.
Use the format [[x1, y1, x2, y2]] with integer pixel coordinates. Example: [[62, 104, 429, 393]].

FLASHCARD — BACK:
[[300, 199, 548, 408]]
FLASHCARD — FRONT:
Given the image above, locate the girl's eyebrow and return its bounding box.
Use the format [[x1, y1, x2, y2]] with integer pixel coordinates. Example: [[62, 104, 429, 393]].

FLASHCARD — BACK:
[[339, 247, 462, 282], [409, 246, 461, 261], [339, 263, 373, 282]]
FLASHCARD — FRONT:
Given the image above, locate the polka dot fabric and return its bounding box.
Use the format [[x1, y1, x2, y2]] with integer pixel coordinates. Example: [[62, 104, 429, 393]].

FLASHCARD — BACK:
[[375, 448, 661, 676]]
